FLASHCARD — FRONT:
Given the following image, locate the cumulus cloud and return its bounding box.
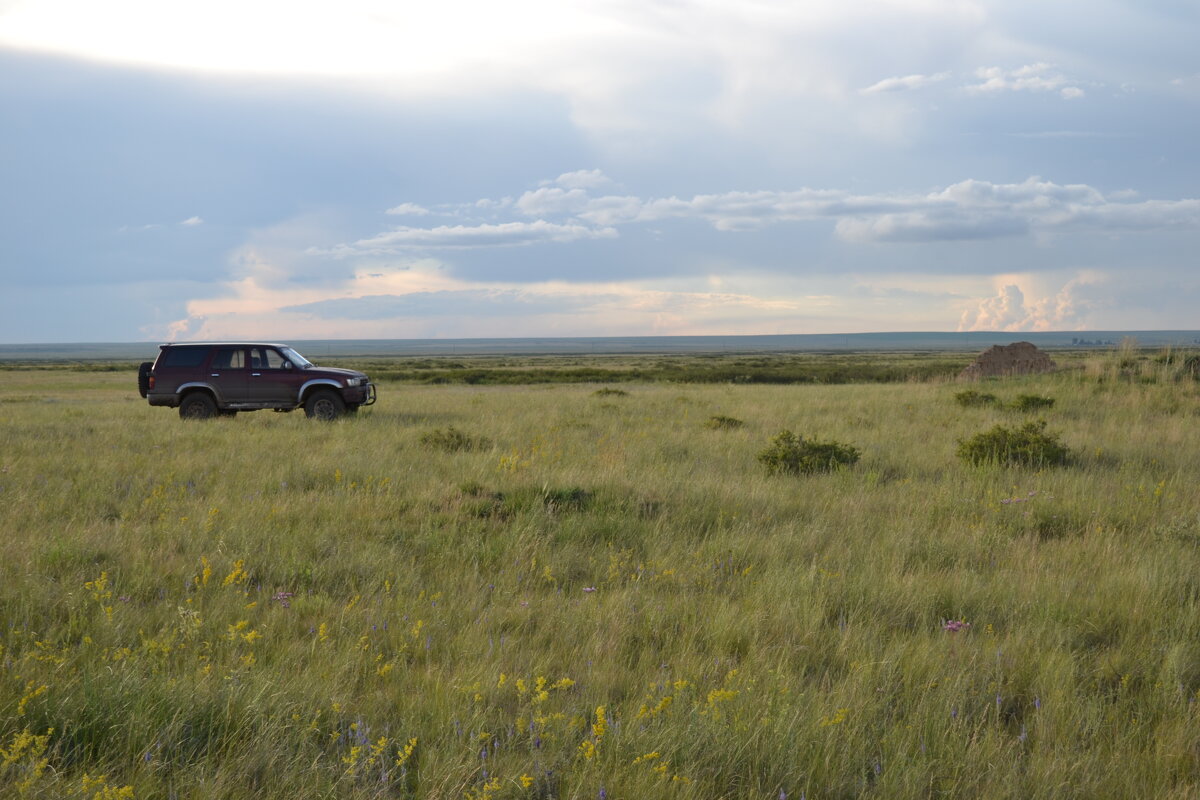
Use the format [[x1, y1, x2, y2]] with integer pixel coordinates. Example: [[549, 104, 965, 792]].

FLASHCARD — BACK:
[[548, 169, 612, 190], [957, 277, 1099, 332], [966, 63, 1086, 99], [860, 72, 949, 95], [835, 211, 1029, 243], [515, 187, 595, 218], [958, 283, 1028, 331], [385, 203, 430, 216]]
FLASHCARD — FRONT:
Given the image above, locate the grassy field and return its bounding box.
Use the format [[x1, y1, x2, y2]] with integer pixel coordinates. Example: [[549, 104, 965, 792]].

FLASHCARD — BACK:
[[1, 350, 1199, 798]]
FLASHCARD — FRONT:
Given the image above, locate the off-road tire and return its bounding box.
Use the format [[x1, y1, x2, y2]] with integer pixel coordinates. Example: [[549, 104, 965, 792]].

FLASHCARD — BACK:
[[305, 390, 345, 421], [179, 393, 218, 420], [137, 361, 153, 398]]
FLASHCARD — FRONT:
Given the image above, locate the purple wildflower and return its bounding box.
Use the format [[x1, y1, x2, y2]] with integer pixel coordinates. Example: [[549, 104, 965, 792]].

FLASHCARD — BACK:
[[942, 620, 971, 633]]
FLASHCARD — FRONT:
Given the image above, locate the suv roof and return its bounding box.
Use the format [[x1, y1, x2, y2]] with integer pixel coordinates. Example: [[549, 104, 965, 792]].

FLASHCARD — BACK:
[[159, 342, 292, 349]]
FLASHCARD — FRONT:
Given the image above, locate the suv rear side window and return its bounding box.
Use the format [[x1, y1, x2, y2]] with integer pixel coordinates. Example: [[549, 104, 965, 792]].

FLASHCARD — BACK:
[[160, 347, 209, 368]]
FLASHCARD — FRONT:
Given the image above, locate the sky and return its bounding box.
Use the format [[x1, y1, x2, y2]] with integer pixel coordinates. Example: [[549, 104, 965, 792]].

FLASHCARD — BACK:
[[2, 0, 1199, 343]]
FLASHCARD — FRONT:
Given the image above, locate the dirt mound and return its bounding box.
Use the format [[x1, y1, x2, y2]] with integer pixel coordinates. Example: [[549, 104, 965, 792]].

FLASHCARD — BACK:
[[959, 341, 1056, 380]]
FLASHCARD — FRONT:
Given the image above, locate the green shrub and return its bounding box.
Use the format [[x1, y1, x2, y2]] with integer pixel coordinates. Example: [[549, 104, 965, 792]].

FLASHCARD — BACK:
[[419, 426, 491, 453], [1162, 353, 1200, 380], [1009, 394, 1055, 412], [541, 486, 592, 511], [954, 389, 998, 407], [757, 430, 860, 475], [956, 419, 1070, 467], [705, 415, 745, 430], [593, 388, 629, 397]]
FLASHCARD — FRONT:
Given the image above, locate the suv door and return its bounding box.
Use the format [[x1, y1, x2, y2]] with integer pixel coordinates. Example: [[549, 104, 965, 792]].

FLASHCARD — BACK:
[[245, 346, 304, 406], [208, 346, 249, 404]]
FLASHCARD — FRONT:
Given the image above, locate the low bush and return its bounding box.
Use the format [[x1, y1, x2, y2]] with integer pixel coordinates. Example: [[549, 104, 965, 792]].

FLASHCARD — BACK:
[[419, 426, 492, 453], [592, 388, 629, 397], [757, 430, 860, 475], [541, 486, 592, 511], [1009, 394, 1055, 412], [705, 415, 745, 430], [956, 419, 1070, 467], [954, 389, 998, 407]]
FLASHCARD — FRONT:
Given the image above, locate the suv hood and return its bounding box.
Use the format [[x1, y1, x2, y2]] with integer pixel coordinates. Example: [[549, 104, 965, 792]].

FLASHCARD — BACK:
[[308, 366, 368, 380]]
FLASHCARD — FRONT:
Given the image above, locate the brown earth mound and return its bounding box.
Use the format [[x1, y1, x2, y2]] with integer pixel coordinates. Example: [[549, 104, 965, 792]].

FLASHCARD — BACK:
[[959, 341, 1056, 380]]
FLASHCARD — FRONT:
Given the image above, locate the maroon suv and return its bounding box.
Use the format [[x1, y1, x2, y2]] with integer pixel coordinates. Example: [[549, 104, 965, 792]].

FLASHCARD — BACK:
[[138, 342, 376, 421]]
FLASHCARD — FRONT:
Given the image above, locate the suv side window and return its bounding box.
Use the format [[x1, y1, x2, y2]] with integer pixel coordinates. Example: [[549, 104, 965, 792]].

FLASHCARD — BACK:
[[160, 347, 209, 368], [249, 347, 287, 370], [212, 348, 245, 369]]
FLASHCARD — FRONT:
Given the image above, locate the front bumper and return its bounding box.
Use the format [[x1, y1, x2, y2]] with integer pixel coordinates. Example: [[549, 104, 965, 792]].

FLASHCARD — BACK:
[[342, 382, 376, 407]]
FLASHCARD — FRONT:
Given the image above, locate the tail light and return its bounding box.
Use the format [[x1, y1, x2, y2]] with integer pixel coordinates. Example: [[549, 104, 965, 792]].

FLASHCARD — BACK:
[[149, 376, 156, 389]]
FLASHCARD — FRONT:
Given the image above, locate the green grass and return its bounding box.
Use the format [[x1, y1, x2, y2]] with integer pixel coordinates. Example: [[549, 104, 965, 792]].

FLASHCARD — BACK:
[[1, 356, 1199, 798], [103, 351, 975, 385]]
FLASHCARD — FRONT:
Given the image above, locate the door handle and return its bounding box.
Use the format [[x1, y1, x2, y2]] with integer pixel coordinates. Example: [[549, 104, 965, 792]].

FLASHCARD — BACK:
[[211, 373, 220, 377], [252, 373, 262, 376]]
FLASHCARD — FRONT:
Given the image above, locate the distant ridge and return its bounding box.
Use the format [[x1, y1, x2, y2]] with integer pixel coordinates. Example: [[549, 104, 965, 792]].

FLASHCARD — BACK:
[[2, 331, 1199, 361]]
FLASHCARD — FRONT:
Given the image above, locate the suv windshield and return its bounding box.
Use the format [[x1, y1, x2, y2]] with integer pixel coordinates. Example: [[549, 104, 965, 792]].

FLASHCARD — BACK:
[[280, 347, 314, 369]]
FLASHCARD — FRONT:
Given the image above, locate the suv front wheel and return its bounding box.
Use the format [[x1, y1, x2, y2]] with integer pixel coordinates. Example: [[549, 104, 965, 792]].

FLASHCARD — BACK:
[[305, 389, 346, 421], [179, 393, 218, 420]]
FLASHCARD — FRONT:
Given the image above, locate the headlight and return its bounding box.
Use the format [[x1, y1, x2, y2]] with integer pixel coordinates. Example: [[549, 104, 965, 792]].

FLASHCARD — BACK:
[[345, 377, 364, 387]]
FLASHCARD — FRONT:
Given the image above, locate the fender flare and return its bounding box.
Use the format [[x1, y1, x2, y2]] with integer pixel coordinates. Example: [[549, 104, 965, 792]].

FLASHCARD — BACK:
[[177, 382, 221, 404], [299, 378, 343, 402]]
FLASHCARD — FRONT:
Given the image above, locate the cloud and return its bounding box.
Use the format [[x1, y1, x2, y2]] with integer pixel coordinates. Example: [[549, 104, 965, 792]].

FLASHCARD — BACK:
[[282, 289, 610, 319], [324, 220, 618, 256], [966, 63, 1086, 99], [1053, 198, 1200, 230], [329, 175, 1200, 262], [385, 203, 430, 216], [1007, 130, 1116, 139], [835, 211, 1029, 243], [515, 188, 595, 218], [958, 283, 1028, 330], [180, 216, 204, 226], [957, 277, 1099, 332], [548, 169, 611, 190], [860, 72, 949, 95], [154, 259, 819, 341]]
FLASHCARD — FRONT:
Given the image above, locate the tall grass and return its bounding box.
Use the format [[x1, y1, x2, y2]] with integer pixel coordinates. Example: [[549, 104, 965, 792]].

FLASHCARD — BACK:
[[0, 358, 1198, 798]]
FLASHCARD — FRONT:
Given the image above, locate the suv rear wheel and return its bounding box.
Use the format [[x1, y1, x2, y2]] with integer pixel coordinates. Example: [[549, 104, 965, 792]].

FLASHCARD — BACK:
[[179, 393, 218, 420], [305, 389, 345, 421]]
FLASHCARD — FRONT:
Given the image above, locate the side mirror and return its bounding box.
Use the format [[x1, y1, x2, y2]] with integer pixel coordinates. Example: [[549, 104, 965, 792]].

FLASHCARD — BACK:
[[283, 361, 293, 370]]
